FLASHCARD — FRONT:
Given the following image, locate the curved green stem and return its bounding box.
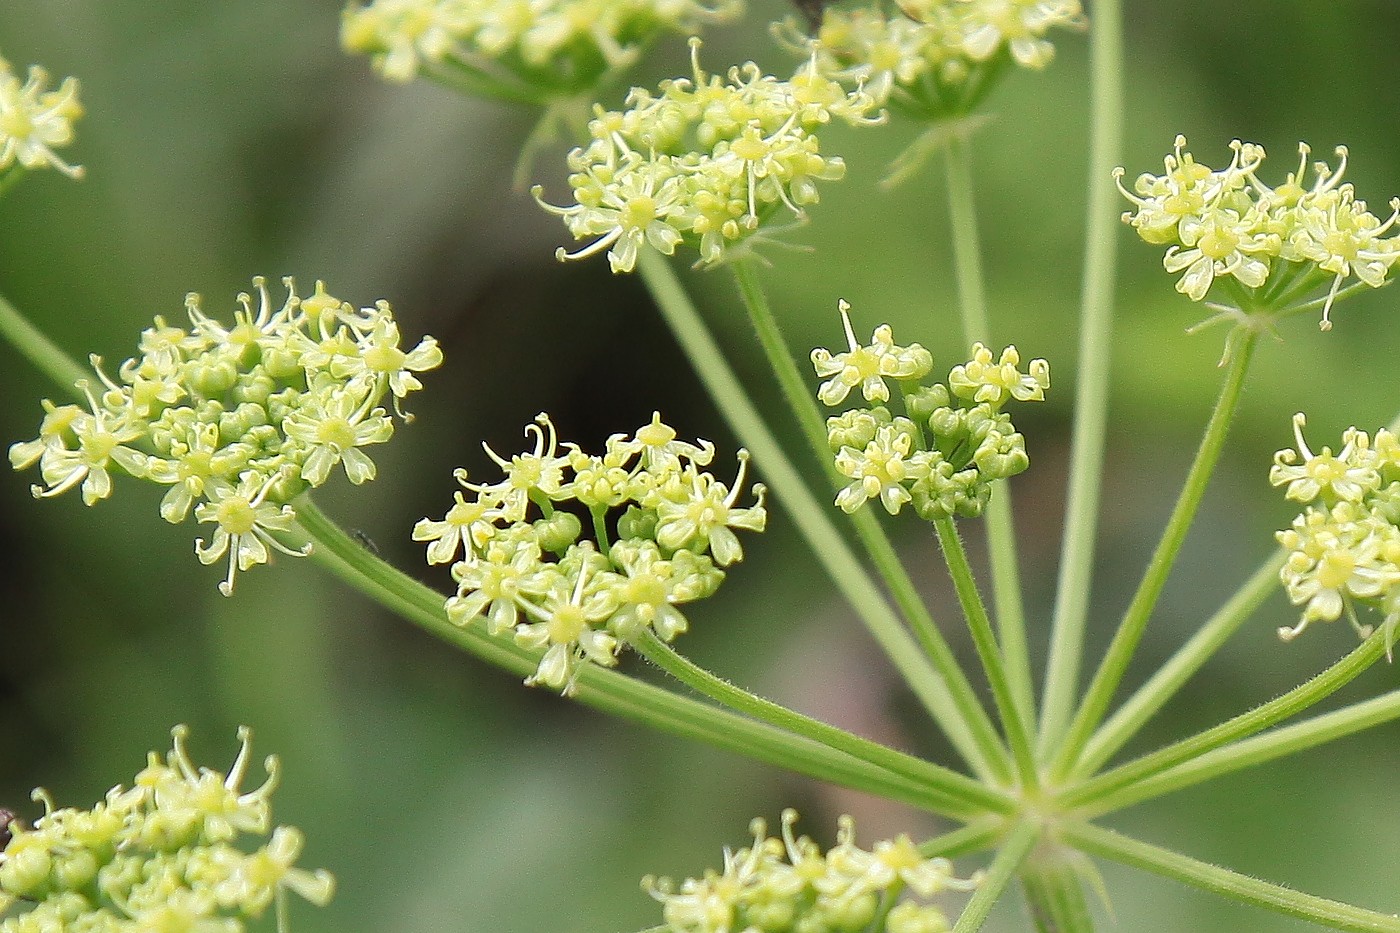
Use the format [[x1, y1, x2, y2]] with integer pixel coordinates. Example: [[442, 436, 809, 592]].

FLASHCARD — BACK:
[[951, 822, 1039, 933], [1071, 552, 1284, 778], [942, 130, 1035, 726], [1081, 686, 1400, 819], [1059, 627, 1387, 811], [1039, 0, 1124, 755], [933, 516, 1038, 788], [1050, 327, 1259, 781], [638, 249, 1010, 783], [0, 292, 90, 396], [1065, 823, 1400, 932], [633, 632, 1015, 819], [293, 498, 967, 816]]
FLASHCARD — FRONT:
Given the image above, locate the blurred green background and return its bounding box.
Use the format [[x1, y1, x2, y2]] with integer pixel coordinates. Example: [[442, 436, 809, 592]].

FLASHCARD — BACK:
[[2, 2, 1400, 930]]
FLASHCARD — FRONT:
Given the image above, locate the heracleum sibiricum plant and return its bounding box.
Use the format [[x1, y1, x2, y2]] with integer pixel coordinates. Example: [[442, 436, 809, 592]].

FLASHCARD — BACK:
[[8, 2, 1400, 932]]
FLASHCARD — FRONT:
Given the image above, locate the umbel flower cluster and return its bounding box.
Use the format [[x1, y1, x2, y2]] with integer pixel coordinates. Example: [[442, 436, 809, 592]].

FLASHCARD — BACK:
[[415, 412, 767, 693], [812, 302, 1048, 520], [0, 726, 333, 933], [0, 55, 83, 181], [776, 0, 1084, 119], [340, 0, 743, 94], [1117, 136, 1400, 328], [534, 41, 881, 273], [643, 810, 980, 933], [1270, 413, 1400, 649], [9, 277, 442, 595]]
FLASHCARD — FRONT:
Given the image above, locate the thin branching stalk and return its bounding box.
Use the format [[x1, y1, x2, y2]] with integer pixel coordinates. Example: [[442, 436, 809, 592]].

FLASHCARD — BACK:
[[293, 498, 971, 816], [1072, 553, 1283, 778], [1080, 687, 1400, 819], [1039, 0, 1125, 754], [1050, 327, 1260, 780], [636, 249, 1013, 782], [1059, 627, 1387, 810], [942, 129, 1035, 726], [952, 823, 1040, 933], [0, 293, 90, 394], [921, 821, 1007, 860], [1065, 823, 1400, 932], [633, 632, 1015, 818], [933, 516, 1039, 787], [728, 256, 1022, 781]]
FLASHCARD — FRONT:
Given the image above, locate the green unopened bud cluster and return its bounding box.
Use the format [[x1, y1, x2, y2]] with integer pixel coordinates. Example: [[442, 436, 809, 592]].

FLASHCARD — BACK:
[[0, 55, 83, 183], [341, 0, 742, 96], [9, 277, 442, 595], [1271, 413, 1400, 649], [533, 40, 881, 273], [1118, 136, 1400, 328], [0, 726, 333, 933], [415, 412, 766, 693], [776, 0, 1083, 119], [643, 809, 979, 933], [812, 302, 1047, 520]]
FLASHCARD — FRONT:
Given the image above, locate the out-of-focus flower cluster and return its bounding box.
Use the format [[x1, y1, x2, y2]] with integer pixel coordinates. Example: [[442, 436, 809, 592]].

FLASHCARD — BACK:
[[534, 41, 881, 273], [0, 726, 333, 933], [340, 0, 742, 97], [812, 301, 1047, 521], [775, 0, 1084, 119], [415, 412, 766, 693], [0, 55, 83, 182], [9, 278, 441, 595], [1118, 136, 1400, 329], [643, 809, 980, 933], [1271, 413, 1400, 650]]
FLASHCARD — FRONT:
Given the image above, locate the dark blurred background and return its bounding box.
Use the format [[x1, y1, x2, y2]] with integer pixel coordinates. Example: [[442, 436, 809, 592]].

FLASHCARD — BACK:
[[2, 2, 1399, 930]]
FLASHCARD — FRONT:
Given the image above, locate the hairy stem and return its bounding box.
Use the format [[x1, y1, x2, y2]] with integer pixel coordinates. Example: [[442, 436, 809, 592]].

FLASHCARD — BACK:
[[1050, 327, 1259, 780], [633, 632, 1014, 818], [942, 129, 1035, 726], [293, 498, 969, 816], [951, 822, 1040, 933], [637, 249, 1011, 782], [1039, 0, 1125, 753], [933, 516, 1038, 788], [727, 255, 1017, 783], [1065, 823, 1400, 932], [1059, 627, 1387, 811], [1072, 553, 1283, 778], [921, 821, 1007, 860], [1081, 686, 1400, 819]]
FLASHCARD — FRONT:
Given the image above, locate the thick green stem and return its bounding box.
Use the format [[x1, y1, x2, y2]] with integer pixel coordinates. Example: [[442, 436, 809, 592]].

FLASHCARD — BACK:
[[942, 131, 1035, 726], [1020, 846, 1096, 933], [1038, 0, 1124, 754], [952, 822, 1040, 933], [1050, 328, 1259, 780], [637, 249, 1011, 783], [1071, 553, 1284, 778], [1059, 628, 1387, 811], [933, 517, 1038, 788], [0, 292, 90, 396], [1081, 686, 1400, 819], [633, 632, 1014, 819], [293, 498, 968, 816], [1065, 823, 1400, 932]]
